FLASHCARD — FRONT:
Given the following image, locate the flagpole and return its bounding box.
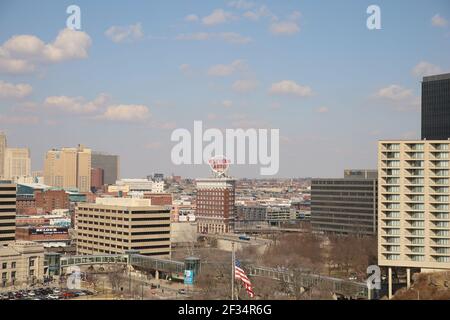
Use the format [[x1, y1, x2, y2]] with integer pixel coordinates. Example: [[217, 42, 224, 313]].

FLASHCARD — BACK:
[[231, 241, 235, 300]]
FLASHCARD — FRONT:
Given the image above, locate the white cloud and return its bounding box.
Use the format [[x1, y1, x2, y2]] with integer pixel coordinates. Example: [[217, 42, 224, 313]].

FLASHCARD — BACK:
[[222, 100, 233, 108], [185, 14, 199, 22], [105, 23, 144, 43], [288, 11, 302, 21], [412, 61, 442, 77], [228, 0, 255, 10], [202, 9, 236, 26], [270, 21, 300, 35], [374, 85, 420, 111], [0, 114, 39, 125], [269, 80, 313, 97], [432, 14, 448, 27], [375, 85, 413, 101], [100, 104, 150, 122], [316, 107, 329, 113], [232, 79, 258, 93], [207, 60, 246, 77], [175, 32, 251, 44], [176, 32, 211, 41], [44, 93, 108, 114], [0, 28, 91, 74], [243, 5, 276, 22], [0, 81, 32, 99], [179, 63, 192, 75], [218, 32, 251, 44]]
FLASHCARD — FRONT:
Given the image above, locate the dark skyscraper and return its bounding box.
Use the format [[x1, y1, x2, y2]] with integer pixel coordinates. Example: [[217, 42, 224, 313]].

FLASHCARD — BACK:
[[91, 152, 119, 185], [421, 73, 450, 140]]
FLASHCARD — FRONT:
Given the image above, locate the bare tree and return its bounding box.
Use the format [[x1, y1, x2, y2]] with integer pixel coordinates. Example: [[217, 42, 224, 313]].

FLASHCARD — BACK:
[[108, 266, 125, 293]]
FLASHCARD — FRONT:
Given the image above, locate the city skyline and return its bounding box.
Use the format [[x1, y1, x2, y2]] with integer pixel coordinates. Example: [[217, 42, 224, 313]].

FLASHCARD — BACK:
[[0, 0, 450, 178]]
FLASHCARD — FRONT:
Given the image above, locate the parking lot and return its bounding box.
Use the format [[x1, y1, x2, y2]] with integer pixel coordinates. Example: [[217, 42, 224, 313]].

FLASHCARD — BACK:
[[0, 287, 95, 300]]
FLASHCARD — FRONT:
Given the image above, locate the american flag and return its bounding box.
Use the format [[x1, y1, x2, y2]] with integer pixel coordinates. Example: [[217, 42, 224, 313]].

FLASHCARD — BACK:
[[235, 259, 255, 298]]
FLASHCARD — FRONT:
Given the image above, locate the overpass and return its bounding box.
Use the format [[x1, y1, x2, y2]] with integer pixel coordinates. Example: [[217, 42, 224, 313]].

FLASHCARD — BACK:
[[247, 265, 370, 299], [48, 252, 194, 281], [234, 227, 308, 234], [197, 232, 270, 245]]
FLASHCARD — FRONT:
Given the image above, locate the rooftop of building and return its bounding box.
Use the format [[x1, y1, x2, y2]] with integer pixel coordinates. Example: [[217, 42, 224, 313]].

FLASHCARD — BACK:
[[0, 241, 44, 256], [423, 72, 450, 82]]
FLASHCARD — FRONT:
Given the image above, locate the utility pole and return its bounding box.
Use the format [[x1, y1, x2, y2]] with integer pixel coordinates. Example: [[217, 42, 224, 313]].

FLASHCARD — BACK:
[[128, 271, 132, 298], [231, 241, 235, 300]]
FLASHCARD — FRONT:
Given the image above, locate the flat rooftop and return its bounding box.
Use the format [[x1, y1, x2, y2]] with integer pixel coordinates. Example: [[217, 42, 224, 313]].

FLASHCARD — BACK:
[[423, 73, 450, 82]]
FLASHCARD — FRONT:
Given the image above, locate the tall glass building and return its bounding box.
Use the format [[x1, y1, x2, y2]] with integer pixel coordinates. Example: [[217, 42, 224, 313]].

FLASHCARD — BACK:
[[421, 73, 450, 140]]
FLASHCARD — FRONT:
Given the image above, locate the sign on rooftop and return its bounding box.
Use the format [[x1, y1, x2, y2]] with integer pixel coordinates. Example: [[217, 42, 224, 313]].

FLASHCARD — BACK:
[[208, 155, 230, 178]]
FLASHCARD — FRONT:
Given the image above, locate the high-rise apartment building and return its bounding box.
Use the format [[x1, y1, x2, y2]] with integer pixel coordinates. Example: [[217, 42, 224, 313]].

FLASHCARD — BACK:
[[76, 198, 171, 257], [0, 181, 16, 246], [0, 132, 7, 179], [44, 145, 91, 192], [3, 148, 31, 180], [91, 152, 119, 185], [196, 178, 236, 234], [421, 73, 450, 140], [378, 140, 450, 296], [311, 169, 378, 235]]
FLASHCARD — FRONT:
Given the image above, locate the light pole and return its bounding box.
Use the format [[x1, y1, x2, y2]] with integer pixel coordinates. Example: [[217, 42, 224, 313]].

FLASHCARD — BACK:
[[231, 241, 235, 300]]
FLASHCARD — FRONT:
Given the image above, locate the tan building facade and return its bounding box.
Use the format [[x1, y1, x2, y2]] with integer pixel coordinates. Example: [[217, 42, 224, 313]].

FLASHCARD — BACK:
[[378, 140, 450, 270], [76, 198, 171, 257], [44, 145, 91, 192], [3, 148, 31, 180], [0, 181, 16, 246], [0, 241, 45, 287]]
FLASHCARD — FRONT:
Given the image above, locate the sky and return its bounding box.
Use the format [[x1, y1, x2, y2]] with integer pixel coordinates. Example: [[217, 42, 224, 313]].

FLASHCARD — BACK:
[[0, 0, 449, 179]]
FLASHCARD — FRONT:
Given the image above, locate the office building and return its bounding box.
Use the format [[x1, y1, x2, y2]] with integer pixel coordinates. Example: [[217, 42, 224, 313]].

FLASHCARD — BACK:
[[3, 148, 31, 180], [76, 198, 171, 257], [0, 241, 45, 287], [35, 189, 70, 213], [152, 173, 164, 182], [0, 181, 16, 246], [311, 169, 378, 235], [44, 145, 91, 192], [266, 206, 296, 225], [196, 178, 236, 234], [91, 152, 120, 185], [91, 167, 104, 191], [421, 73, 450, 140], [237, 205, 267, 221], [0, 132, 6, 179], [143, 193, 172, 206]]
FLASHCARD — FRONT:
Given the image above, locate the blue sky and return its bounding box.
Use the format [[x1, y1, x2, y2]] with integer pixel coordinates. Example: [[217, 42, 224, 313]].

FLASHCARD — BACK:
[[0, 0, 449, 178]]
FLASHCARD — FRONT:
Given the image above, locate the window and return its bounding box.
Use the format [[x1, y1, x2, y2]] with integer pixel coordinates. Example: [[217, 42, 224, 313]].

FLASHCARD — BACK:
[[1, 263, 6, 269]]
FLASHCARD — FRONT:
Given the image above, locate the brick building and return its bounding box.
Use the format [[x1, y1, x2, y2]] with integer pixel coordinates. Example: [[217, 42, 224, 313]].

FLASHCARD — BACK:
[[196, 178, 236, 234], [34, 190, 70, 213]]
